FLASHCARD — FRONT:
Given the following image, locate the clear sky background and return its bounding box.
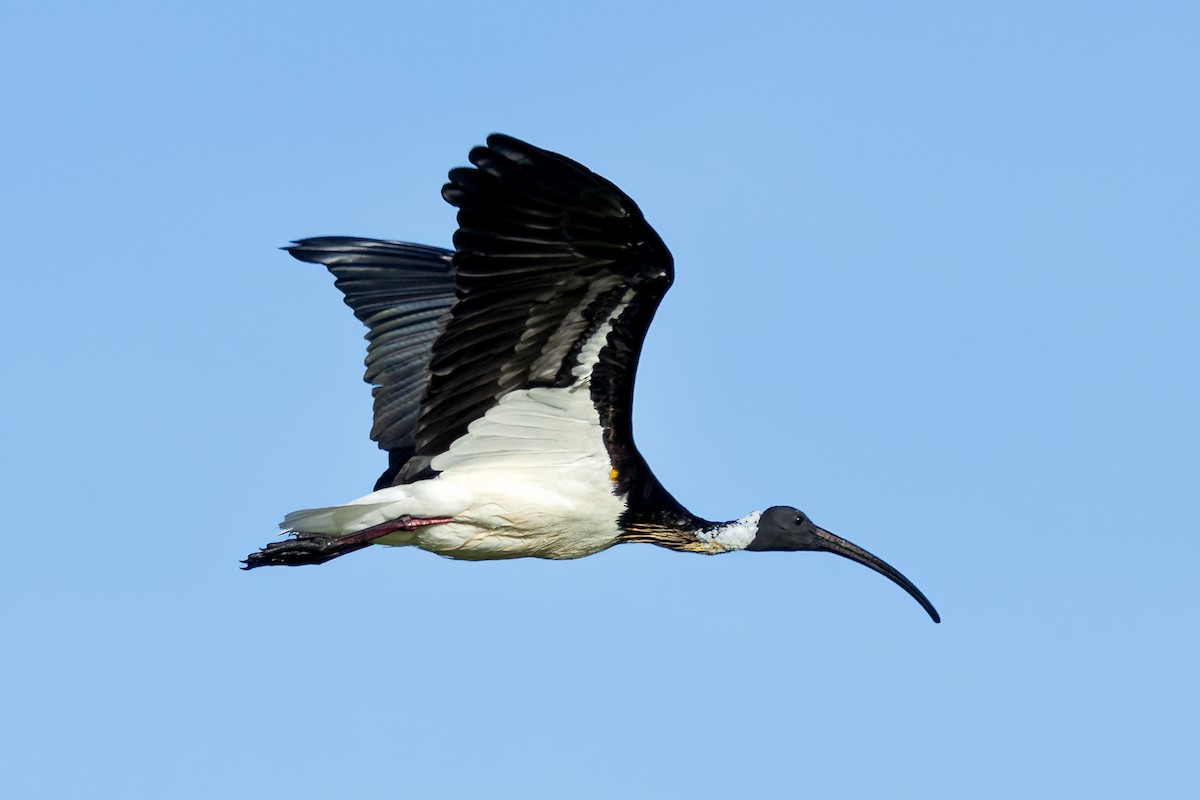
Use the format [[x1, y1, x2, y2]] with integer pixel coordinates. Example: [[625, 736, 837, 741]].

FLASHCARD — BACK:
[[3, 2, 1197, 797]]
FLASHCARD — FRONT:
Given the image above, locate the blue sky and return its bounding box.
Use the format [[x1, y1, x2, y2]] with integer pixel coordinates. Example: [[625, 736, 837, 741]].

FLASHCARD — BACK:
[[3, 2, 1197, 797]]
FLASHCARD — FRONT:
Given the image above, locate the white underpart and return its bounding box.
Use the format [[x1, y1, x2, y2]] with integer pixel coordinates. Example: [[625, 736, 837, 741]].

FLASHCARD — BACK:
[[282, 291, 635, 560], [694, 511, 762, 552]]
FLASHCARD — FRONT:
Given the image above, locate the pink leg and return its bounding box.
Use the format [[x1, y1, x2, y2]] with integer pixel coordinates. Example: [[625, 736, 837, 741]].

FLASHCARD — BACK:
[[243, 514, 455, 569], [334, 515, 456, 547]]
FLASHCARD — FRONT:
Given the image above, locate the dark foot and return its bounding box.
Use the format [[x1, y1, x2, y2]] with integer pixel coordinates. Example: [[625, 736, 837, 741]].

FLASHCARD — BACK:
[[242, 514, 455, 570], [242, 534, 371, 569]]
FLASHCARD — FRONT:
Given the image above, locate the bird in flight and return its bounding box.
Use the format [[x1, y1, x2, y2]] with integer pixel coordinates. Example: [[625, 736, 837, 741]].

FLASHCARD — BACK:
[[245, 134, 940, 623]]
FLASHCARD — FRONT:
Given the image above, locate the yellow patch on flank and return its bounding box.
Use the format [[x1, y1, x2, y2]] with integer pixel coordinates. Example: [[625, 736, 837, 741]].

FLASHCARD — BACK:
[[609, 468, 619, 482]]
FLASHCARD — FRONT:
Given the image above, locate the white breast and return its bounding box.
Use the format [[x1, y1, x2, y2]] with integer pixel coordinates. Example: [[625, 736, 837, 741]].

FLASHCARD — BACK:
[[417, 383, 625, 559]]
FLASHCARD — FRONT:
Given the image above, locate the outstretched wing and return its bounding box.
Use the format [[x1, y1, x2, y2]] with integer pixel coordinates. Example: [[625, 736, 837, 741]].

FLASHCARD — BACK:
[[287, 237, 457, 489], [402, 134, 675, 485]]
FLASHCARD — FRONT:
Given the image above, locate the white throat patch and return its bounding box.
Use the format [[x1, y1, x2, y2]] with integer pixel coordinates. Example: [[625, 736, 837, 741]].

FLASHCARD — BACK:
[[694, 511, 762, 552]]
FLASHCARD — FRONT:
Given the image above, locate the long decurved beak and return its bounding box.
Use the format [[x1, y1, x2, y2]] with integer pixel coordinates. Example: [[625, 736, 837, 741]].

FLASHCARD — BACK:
[[813, 527, 940, 623]]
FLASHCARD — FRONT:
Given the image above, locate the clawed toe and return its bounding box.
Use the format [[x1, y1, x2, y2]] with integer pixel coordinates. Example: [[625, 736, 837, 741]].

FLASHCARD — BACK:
[[243, 515, 454, 569], [242, 535, 357, 569]]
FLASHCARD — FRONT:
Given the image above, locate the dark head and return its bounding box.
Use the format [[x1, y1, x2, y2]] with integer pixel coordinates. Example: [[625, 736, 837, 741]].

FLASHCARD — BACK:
[[747, 506, 940, 623]]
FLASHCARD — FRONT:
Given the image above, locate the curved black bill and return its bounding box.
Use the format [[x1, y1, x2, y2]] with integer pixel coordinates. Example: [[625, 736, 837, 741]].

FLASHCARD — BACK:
[[814, 527, 940, 623]]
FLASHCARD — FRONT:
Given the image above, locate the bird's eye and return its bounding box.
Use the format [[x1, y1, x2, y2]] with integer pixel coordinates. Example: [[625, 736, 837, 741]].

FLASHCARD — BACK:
[[794, 514, 806, 526]]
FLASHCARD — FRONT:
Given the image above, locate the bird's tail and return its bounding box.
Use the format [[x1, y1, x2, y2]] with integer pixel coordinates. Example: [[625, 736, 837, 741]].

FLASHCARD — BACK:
[[241, 501, 401, 570], [279, 501, 401, 536]]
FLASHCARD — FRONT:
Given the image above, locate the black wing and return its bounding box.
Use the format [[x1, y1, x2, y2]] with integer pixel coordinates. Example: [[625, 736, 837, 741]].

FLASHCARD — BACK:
[[405, 134, 675, 485], [287, 237, 457, 489]]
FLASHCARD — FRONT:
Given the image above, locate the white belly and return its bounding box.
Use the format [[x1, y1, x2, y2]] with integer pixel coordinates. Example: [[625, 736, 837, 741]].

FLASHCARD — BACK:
[[282, 384, 626, 560], [380, 469, 623, 560]]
